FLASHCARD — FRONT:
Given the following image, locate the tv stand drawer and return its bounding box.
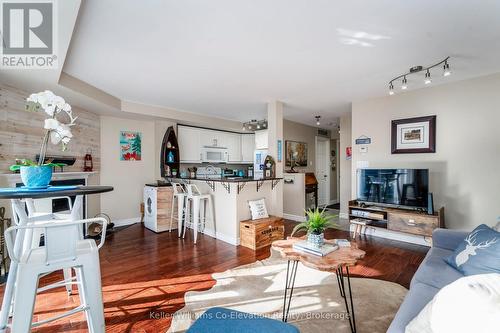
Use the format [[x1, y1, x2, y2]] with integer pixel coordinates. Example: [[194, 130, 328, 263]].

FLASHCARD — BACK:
[[387, 212, 438, 237]]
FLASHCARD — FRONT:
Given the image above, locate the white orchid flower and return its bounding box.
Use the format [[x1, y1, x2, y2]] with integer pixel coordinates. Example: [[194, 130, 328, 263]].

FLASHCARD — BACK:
[[27, 93, 40, 103], [53, 96, 66, 111], [62, 103, 72, 112], [44, 118, 60, 130], [56, 123, 73, 139], [50, 131, 62, 145], [25, 90, 76, 160]]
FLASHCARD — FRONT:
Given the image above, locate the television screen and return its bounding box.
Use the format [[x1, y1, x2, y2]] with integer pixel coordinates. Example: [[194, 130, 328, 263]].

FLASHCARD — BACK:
[[357, 169, 429, 208]]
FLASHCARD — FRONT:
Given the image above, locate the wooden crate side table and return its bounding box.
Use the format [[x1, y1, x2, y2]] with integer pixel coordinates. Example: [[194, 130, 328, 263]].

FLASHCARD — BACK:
[[240, 216, 284, 250]]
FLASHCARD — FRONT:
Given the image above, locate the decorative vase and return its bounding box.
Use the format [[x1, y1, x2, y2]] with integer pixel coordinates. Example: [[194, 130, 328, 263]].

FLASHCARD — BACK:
[[20, 165, 52, 188], [307, 232, 325, 248]]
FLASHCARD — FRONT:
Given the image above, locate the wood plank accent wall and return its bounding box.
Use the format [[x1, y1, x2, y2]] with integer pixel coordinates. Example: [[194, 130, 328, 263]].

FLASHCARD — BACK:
[[0, 84, 100, 173]]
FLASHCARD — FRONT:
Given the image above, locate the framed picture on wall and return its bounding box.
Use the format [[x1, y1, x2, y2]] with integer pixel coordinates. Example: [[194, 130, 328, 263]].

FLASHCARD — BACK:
[[285, 140, 308, 167], [391, 115, 436, 154]]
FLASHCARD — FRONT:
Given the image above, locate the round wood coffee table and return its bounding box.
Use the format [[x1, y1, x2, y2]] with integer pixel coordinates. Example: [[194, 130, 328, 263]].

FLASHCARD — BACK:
[[272, 237, 365, 333]]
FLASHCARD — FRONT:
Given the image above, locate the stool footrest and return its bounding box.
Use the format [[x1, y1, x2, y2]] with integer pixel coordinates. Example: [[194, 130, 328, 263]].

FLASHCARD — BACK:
[[37, 276, 78, 293], [31, 305, 88, 328]]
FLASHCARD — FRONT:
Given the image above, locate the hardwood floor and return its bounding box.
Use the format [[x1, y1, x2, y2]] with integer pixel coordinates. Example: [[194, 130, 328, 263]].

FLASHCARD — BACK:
[[0, 221, 428, 333]]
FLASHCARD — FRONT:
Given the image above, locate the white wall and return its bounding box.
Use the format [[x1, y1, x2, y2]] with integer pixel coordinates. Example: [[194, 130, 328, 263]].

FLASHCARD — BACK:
[[339, 112, 352, 216], [100, 116, 156, 222], [351, 73, 500, 230]]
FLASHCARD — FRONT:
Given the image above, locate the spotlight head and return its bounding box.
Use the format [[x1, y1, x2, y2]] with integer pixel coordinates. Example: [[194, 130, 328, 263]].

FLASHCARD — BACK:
[[401, 76, 408, 90], [424, 70, 432, 84], [389, 82, 395, 95], [443, 62, 451, 77], [315, 115, 321, 126]]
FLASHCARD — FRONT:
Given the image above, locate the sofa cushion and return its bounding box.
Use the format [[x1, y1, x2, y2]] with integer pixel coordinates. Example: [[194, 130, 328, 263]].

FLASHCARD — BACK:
[[387, 282, 439, 333], [445, 224, 500, 276], [405, 273, 500, 333], [187, 307, 300, 333], [411, 247, 463, 289], [432, 229, 469, 251]]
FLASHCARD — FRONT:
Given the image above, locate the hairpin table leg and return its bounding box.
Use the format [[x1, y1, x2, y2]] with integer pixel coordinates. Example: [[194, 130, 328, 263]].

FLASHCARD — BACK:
[[336, 265, 357, 333], [282, 260, 298, 322]]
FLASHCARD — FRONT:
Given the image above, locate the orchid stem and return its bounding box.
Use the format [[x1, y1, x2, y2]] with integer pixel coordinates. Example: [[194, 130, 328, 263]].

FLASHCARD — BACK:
[[38, 130, 50, 166]]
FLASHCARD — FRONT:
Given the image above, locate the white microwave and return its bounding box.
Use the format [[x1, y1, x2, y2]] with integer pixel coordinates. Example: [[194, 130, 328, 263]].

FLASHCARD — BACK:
[[201, 146, 229, 163]]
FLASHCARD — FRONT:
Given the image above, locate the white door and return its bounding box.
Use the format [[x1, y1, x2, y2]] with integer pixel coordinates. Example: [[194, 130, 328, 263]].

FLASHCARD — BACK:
[[315, 137, 330, 206]]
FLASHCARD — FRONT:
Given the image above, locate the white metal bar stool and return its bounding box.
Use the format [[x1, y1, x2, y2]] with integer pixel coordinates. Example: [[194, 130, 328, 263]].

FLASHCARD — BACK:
[[183, 184, 214, 244], [4, 217, 107, 333], [169, 182, 187, 237]]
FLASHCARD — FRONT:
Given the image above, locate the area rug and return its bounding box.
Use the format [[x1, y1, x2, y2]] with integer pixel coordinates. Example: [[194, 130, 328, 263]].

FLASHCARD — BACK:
[[168, 251, 407, 333]]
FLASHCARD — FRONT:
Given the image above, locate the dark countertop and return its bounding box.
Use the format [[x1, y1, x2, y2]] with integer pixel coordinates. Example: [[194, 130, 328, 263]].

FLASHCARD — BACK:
[[166, 176, 283, 183], [145, 182, 172, 187], [0, 185, 114, 200]]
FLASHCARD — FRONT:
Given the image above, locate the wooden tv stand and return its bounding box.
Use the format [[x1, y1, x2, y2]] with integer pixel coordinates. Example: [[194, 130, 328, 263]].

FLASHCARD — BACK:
[[348, 200, 445, 238]]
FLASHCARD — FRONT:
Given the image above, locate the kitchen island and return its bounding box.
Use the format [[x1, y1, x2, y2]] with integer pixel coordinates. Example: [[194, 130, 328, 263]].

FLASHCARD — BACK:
[[166, 177, 282, 245]]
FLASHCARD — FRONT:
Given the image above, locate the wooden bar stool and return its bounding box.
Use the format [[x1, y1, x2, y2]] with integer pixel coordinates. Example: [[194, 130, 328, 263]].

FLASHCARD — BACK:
[[4, 217, 107, 333], [184, 184, 214, 244]]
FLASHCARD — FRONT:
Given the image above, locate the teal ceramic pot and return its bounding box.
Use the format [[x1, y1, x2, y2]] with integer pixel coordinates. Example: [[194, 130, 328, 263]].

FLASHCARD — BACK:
[[20, 165, 53, 188], [307, 232, 325, 248]]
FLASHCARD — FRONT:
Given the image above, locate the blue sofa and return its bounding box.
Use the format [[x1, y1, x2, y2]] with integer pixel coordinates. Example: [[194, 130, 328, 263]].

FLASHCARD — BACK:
[[387, 228, 468, 333]]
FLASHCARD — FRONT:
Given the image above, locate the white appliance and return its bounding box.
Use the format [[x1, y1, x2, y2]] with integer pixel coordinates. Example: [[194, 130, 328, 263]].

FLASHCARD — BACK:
[[253, 149, 268, 179], [143, 186, 158, 232], [201, 146, 229, 163]]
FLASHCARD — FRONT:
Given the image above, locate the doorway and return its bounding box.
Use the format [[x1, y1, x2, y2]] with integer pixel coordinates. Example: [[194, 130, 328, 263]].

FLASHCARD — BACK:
[[315, 136, 330, 207]]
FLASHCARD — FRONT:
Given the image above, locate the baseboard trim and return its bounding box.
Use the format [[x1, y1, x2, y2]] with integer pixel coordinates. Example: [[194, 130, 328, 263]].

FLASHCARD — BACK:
[[349, 224, 431, 246], [203, 228, 239, 246], [113, 217, 141, 227], [283, 213, 306, 222]]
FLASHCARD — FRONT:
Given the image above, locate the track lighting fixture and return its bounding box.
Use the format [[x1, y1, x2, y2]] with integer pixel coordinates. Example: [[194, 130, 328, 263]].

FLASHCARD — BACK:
[[388, 56, 450, 94], [242, 119, 267, 131], [424, 70, 432, 84], [315, 116, 321, 126]]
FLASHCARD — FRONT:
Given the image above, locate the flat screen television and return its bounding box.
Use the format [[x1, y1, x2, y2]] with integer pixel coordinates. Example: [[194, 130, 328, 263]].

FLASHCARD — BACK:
[[356, 169, 429, 209]]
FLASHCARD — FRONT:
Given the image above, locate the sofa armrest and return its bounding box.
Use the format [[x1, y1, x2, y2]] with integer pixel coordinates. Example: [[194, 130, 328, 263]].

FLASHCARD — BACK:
[[432, 228, 468, 251]]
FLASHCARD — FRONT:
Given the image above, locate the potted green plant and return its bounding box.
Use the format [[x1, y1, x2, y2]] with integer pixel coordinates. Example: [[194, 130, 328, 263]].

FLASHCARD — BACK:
[[291, 207, 338, 248], [9, 91, 77, 188]]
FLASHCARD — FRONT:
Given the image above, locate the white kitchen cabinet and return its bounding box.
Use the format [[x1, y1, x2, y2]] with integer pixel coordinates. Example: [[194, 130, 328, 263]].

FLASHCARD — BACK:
[[255, 130, 268, 150], [178, 126, 202, 162], [221, 132, 241, 162], [200, 128, 221, 147], [241, 134, 255, 163]]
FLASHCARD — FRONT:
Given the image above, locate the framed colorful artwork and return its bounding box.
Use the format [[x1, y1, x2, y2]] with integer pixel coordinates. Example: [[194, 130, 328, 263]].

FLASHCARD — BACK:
[[120, 131, 142, 161], [391, 115, 436, 154], [285, 140, 308, 167]]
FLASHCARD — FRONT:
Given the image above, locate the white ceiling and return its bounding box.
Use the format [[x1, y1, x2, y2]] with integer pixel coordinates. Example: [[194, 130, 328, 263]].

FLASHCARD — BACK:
[[62, 0, 500, 128]]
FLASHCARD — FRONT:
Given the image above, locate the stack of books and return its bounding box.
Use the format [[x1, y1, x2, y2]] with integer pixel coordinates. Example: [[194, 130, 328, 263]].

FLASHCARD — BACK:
[[334, 239, 351, 247], [293, 241, 338, 256]]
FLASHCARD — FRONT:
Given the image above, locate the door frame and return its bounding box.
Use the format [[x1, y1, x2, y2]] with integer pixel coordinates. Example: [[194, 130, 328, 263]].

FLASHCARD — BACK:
[[315, 136, 330, 207]]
